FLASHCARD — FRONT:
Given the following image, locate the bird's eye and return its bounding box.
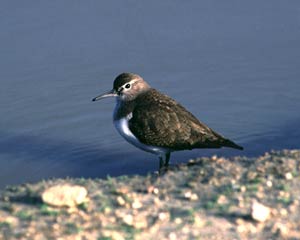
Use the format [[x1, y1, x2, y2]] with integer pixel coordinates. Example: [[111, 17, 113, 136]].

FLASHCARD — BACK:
[[125, 83, 131, 89]]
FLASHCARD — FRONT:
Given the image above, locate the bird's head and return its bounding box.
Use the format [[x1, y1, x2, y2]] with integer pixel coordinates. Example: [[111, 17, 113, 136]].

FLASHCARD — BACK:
[[92, 73, 150, 102]]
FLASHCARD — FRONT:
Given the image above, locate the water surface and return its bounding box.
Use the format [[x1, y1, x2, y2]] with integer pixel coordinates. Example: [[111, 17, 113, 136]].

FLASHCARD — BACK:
[[1, 1, 300, 188]]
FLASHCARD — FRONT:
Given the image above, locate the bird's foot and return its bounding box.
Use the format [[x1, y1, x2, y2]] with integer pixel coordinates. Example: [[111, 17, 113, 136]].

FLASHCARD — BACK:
[[158, 166, 169, 175]]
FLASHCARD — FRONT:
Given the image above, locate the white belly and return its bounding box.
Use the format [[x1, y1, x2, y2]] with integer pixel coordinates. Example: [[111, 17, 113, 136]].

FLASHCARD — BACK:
[[113, 114, 169, 155]]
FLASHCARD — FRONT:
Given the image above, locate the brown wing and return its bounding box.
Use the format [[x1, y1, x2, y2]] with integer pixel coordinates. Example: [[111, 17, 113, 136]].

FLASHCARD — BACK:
[[129, 89, 233, 150]]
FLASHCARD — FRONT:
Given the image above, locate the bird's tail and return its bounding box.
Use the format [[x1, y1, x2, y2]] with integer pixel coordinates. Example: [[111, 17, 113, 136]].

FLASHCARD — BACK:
[[223, 138, 244, 150]]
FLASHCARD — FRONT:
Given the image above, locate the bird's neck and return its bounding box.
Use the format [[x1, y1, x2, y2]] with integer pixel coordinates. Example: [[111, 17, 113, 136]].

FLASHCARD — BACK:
[[113, 99, 136, 121]]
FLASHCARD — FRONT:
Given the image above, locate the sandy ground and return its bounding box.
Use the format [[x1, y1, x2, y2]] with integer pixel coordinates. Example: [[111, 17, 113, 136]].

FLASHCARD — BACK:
[[0, 149, 300, 240]]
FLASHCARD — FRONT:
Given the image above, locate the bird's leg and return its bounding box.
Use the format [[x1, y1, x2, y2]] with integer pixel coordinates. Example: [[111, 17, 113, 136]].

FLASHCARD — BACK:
[[158, 153, 171, 173], [159, 155, 165, 170], [164, 152, 171, 167]]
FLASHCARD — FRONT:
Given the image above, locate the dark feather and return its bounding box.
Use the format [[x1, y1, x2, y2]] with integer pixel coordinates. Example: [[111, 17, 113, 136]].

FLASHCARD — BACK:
[[128, 89, 243, 151], [113, 73, 140, 91]]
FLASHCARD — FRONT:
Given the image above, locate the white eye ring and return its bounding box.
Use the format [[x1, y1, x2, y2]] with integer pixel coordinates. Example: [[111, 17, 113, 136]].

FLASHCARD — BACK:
[[124, 83, 131, 89]]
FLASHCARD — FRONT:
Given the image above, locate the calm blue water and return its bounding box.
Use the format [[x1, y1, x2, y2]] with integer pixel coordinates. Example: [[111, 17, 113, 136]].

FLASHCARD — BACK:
[[1, 1, 300, 188]]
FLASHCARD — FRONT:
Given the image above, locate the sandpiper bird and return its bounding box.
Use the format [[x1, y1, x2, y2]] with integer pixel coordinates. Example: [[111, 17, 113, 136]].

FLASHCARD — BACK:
[[92, 73, 243, 170]]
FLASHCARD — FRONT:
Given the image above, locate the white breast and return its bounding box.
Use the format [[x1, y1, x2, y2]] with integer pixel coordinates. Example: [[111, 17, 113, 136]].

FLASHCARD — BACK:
[[113, 113, 169, 155]]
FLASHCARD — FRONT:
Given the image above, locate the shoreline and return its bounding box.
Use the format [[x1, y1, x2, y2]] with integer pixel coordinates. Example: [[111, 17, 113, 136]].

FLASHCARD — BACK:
[[1, 149, 299, 239]]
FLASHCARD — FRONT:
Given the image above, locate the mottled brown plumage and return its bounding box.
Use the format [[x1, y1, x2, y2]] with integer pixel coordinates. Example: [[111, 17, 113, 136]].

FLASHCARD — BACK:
[[129, 89, 242, 151], [92, 72, 243, 170]]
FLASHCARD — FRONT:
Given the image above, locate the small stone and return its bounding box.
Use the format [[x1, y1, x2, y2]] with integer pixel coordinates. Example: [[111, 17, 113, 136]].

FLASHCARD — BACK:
[[247, 171, 258, 180], [217, 195, 228, 204], [266, 180, 272, 187], [237, 224, 247, 233], [184, 191, 198, 201], [272, 222, 289, 237], [52, 223, 60, 231], [102, 230, 125, 240], [271, 208, 279, 216], [42, 184, 88, 207], [168, 232, 177, 240], [191, 193, 199, 201], [188, 159, 196, 164], [2, 216, 18, 226], [122, 214, 133, 226], [111, 232, 125, 240], [116, 196, 126, 206], [248, 223, 258, 234], [280, 208, 288, 216], [116, 186, 130, 194], [132, 200, 142, 209], [285, 172, 293, 180], [182, 226, 190, 234], [194, 215, 205, 228], [255, 190, 265, 199], [184, 191, 192, 198], [236, 218, 244, 225], [147, 186, 159, 194], [174, 217, 182, 224], [154, 197, 161, 205], [158, 212, 169, 221], [133, 216, 148, 229], [251, 200, 271, 222], [147, 186, 154, 193], [104, 207, 112, 214]]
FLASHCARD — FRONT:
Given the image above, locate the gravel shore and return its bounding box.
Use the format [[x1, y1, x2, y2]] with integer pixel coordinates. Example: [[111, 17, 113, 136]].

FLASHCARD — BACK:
[[1, 149, 300, 240]]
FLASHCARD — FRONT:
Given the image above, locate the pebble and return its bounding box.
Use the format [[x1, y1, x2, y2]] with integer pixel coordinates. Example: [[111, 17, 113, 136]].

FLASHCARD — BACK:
[[240, 186, 246, 192], [190, 193, 199, 201], [184, 191, 192, 198], [0, 216, 18, 226], [41, 184, 88, 207], [102, 230, 125, 240], [174, 217, 182, 224], [133, 216, 148, 229], [116, 196, 126, 206], [266, 180, 273, 187], [285, 172, 293, 180], [122, 214, 133, 226], [158, 212, 169, 221], [272, 222, 289, 237], [153, 188, 159, 194], [280, 208, 288, 216], [184, 191, 199, 201], [251, 200, 271, 222], [217, 195, 228, 204], [132, 200, 143, 209], [147, 185, 159, 194], [194, 215, 205, 228], [168, 232, 177, 240]]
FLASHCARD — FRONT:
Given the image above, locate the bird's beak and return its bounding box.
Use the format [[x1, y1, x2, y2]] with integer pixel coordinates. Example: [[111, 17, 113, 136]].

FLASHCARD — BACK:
[[92, 89, 117, 101]]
